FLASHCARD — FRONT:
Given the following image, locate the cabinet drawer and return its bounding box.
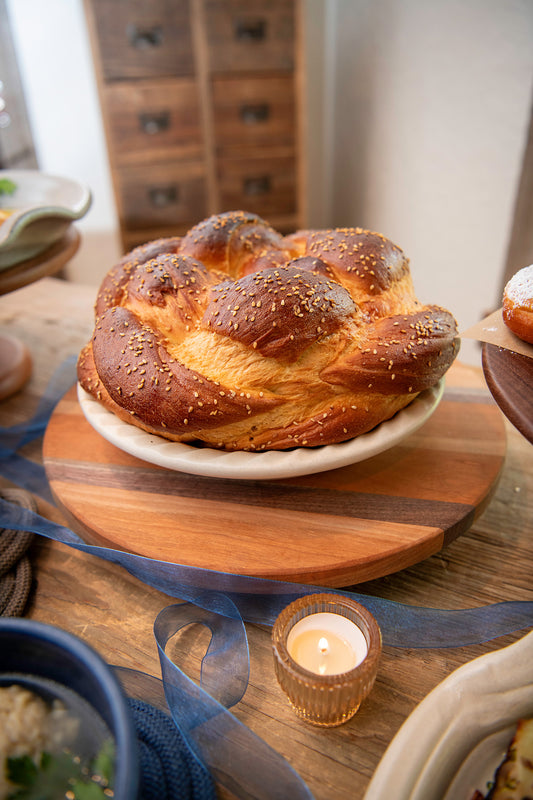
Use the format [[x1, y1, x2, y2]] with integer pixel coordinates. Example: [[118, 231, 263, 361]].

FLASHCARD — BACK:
[[116, 162, 207, 228], [86, 0, 194, 79], [212, 75, 295, 154], [103, 78, 203, 164], [217, 156, 296, 217], [204, 0, 295, 73]]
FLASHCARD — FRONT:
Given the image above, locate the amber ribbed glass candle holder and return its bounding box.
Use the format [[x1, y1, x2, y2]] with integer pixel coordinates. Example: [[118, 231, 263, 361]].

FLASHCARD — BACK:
[[271, 594, 382, 727]]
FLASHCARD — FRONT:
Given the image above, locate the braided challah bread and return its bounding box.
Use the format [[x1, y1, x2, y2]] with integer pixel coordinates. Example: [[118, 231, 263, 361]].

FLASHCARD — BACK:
[[77, 211, 459, 451]]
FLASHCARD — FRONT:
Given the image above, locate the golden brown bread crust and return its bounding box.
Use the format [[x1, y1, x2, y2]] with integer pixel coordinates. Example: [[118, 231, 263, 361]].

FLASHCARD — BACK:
[[77, 211, 460, 450], [502, 264, 533, 345]]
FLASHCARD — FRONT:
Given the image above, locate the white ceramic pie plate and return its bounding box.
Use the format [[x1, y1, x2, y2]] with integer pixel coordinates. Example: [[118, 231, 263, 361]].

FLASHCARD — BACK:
[[364, 630, 533, 800], [77, 379, 444, 480]]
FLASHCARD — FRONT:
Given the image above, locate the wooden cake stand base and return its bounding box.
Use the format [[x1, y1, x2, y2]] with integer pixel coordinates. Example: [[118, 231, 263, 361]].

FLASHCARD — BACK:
[[482, 342, 533, 444], [0, 227, 80, 297]]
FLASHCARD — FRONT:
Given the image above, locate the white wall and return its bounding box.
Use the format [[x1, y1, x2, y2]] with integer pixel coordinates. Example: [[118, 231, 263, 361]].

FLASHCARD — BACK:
[[325, 0, 533, 363], [6, 0, 533, 365]]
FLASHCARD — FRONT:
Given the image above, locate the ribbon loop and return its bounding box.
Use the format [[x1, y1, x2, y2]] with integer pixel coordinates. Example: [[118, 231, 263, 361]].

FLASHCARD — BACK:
[[155, 599, 249, 709], [155, 603, 314, 800]]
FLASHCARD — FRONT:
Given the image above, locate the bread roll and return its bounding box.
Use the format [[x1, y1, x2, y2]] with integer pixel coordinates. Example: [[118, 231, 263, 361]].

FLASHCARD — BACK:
[[77, 211, 459, 451], [502, 265, 533, 344]]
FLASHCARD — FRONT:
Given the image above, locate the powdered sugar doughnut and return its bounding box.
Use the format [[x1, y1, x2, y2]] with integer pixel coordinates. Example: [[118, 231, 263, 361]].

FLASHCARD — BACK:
[[502, 265, 533, 345]]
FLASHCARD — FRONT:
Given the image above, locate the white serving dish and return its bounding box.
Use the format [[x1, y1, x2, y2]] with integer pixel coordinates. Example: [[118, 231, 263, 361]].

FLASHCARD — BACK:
[[77, 378, 444, 480], [364, 630, 533, 800]]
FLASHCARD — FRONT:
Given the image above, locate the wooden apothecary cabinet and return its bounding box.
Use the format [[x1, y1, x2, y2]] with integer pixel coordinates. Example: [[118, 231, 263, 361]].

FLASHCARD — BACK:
[[84, 0, 305, 252]]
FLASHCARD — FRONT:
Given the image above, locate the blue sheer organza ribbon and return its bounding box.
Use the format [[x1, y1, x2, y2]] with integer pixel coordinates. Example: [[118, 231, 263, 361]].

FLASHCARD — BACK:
[[2, 358, 533, 798]]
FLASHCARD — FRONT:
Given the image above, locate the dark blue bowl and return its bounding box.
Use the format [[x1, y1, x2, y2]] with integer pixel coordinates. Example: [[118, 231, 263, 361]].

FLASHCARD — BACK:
[[0, 617, 139, 799]]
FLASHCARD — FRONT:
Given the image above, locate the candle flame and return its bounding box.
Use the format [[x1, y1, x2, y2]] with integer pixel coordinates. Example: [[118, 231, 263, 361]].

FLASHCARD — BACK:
[[318, 636, 329, 654]]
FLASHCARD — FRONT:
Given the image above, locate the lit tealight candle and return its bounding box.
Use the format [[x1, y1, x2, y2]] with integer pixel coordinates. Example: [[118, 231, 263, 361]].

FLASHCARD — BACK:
[[287, 612, 368, 675], [272, 594, 382, 727]]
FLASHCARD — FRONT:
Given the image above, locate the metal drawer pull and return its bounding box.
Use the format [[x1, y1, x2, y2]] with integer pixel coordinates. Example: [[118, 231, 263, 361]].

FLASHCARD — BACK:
[[148, 185, 179, 207], [240, 104, 270, 124], [243, 176, 271, 196], [234, 19, 266, 41], [126, 24, 163, 49], [139, 111, 171, 135]]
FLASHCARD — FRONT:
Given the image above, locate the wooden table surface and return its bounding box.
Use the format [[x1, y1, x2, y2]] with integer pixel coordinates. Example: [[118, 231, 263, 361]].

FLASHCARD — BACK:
[[1, 277, 532, 800]]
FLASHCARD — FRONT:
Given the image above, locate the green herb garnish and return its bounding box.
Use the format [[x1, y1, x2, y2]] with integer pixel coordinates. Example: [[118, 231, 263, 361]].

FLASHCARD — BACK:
[[6, 739, 115, 800], [88, 737, 114, 787], [0, 178, 16, 196]]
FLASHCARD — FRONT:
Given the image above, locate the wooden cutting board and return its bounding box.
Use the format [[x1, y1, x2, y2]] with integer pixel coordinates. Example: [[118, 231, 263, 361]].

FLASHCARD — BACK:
[[43, 364, 506, 587]]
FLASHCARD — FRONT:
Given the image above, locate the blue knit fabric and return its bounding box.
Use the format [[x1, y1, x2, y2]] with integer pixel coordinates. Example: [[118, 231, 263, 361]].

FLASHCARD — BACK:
[[129, 698, 216, 800]]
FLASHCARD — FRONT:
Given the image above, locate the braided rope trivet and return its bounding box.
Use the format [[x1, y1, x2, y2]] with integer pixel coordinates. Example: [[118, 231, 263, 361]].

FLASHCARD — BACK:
[[0, 487, 36, 616]]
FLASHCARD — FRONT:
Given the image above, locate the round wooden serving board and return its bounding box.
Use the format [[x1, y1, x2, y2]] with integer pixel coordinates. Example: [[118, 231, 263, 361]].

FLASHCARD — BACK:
[[43, 366, 506, 587]]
